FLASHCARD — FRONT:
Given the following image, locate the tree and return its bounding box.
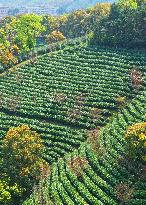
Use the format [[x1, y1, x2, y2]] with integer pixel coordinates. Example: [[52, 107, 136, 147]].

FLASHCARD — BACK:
[[118, 0, 138, 9], [47, 31, 66, 44], [130, 67, 143, 91], [0, 14, 46, 68], [43, 15, 60, 35], [118, 0, 146, 8], [68, 157, 88, 179], [1, 124, 49, 189], [92, 0, 146, 48], [0, 176, 24, 205], [125, 122, 146, 161], [14, 14, 45, 54]]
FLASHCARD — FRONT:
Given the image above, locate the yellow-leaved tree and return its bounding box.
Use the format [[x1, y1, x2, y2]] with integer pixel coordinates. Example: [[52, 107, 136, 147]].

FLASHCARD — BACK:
[[1, 124, 49, 190], [125, 122, 146, 161], [47, 30, 66, 44]]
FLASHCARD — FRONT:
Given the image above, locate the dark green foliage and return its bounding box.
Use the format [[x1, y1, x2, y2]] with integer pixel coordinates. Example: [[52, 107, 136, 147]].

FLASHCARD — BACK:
[[92, 2, 146, 48]]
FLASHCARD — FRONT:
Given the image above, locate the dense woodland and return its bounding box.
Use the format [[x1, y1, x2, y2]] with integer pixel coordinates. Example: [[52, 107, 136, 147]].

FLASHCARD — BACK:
[[0, 0, 146, 205]]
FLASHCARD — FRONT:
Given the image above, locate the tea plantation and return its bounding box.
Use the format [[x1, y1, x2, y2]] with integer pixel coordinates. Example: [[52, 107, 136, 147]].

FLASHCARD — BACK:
[[0, 44, 146, 204]]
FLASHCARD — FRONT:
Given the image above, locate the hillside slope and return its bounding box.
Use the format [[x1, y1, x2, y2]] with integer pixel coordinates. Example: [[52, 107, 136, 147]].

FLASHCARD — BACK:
[[0, 44, 146, 204], [24, 90, 146, 205]]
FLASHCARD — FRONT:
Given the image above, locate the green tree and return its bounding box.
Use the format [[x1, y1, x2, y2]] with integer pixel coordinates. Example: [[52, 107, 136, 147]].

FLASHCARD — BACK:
[[92, 0, 146, 48], [0, 175, 24, 205], [14, 14, 45, 54], [118, 0, 138, 9]]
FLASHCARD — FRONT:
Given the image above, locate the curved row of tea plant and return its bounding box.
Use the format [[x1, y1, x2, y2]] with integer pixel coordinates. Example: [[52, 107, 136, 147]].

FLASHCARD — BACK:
[[0, 46, 145, 131], [0, 45, 146, 205], [23, 90, 146, 205]]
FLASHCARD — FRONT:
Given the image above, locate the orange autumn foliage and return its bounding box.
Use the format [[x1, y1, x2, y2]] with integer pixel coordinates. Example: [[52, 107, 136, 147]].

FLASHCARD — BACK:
[[0, 45, 18, 67]]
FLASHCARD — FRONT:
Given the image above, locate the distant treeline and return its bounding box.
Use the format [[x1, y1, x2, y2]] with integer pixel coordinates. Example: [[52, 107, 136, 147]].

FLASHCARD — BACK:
[[0, 0, 146, 69]]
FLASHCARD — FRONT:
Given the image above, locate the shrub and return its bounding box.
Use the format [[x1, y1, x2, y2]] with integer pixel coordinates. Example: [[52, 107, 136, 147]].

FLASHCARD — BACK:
[[53, 92, 67, 104], [115, 183, 134, 203], [125, 122, 146, 162], [87, 128, 100, 151], [130, 68, 143, 91], [90, 108, 102, 119], [6, 95, 21, 111], [68, 157, 88, 178], [87, 128, 106, 158], [11, 45, 20, 56], [116, 96, 126, 108], [75, 92, 87, 106], [68, 105, 82, 122]]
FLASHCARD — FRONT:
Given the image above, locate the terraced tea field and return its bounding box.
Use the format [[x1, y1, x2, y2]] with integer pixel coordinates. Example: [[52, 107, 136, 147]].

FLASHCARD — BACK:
[[0, 45, 146, 204]]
